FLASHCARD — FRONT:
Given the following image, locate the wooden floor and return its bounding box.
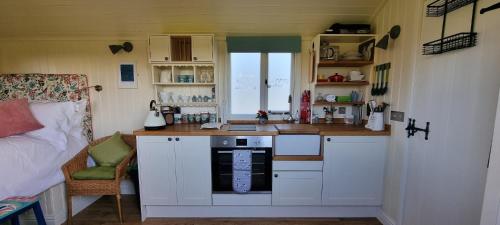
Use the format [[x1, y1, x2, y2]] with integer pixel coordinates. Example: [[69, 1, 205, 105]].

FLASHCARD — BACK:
[[71, 196, 382, 225]]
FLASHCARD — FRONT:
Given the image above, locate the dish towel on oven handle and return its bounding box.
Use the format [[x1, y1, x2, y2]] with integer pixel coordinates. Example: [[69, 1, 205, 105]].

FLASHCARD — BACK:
[[232, 149, 252, 193]]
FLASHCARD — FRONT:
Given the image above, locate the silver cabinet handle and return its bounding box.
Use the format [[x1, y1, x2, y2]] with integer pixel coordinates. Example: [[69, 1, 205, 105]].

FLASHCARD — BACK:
[[216, 150, 266, 154]]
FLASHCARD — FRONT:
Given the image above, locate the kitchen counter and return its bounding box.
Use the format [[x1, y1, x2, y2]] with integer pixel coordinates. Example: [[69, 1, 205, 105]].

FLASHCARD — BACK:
[[134, 124, 279, 136], [275, 123, 390, 136], [134, 123, 390, 136], [313, 124, 391, 136]]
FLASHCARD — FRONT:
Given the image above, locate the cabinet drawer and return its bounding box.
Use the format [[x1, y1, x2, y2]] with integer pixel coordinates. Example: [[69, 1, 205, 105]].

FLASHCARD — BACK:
[[273, 161, 323, 171], [275, 135, 321, 155]]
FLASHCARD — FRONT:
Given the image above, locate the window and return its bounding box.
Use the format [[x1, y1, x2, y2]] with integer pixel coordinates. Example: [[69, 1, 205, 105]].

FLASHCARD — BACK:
[[230, 52, 292, 117]]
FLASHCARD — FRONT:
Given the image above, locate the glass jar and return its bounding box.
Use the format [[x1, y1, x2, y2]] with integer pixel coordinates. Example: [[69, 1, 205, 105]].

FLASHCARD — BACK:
[[201, 112, 209, 123]]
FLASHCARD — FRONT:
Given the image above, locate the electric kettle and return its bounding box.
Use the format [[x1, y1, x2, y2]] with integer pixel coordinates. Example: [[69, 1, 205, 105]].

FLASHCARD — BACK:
[[144, 100, 166, 130]]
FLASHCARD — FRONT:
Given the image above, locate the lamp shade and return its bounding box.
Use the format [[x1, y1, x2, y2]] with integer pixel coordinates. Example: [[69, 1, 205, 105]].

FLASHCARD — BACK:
[[376, 34, 389, 50]]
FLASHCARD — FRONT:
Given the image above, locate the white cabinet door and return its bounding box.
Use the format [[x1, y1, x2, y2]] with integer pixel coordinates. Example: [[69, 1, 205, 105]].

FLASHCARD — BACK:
[[174, 136, 212, 205], [149, 35, 171, 62], [191, 35, 213, 62], [272, 171, 322, 206], [322, 136, 387, 206], [137, 136, 177, 205]]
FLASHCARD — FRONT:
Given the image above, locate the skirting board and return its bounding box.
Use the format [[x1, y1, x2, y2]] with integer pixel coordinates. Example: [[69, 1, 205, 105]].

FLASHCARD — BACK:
[[377, 209, 396, 225], [142, 205, 381, 221]]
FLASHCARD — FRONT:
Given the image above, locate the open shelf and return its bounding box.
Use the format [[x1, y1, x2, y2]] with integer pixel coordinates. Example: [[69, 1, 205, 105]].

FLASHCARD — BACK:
[[160, 102, 217, 107], [313, 101, 365, 106], [153, 83, 216, 86], [319, 34, 377, 44], [318, 60, 373, 67], [316, 81, 369, 87]]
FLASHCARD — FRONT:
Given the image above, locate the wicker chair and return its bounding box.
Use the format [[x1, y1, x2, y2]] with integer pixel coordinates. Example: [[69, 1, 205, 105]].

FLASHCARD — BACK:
[[61, 134, 136, 224]]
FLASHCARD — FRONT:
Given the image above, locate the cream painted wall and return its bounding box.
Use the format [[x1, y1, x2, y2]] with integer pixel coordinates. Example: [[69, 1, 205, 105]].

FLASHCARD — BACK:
[[0, 38, 311, 137], [371, 0, 424, 224], [0, 40, 154, 138]]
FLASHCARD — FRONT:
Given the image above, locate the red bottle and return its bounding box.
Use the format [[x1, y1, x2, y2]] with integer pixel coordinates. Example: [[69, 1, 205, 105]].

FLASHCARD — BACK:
[[300, 90, 311, 124]]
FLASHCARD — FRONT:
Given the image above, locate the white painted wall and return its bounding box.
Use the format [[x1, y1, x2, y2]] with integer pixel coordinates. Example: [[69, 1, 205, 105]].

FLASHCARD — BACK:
[[0, 37, 311, 137], [0, 40, 154, 138], [370, 0, 423, 224]]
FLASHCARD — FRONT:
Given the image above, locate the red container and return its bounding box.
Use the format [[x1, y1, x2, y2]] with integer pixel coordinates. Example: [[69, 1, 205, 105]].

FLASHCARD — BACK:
[[328, 73, 344, 82]]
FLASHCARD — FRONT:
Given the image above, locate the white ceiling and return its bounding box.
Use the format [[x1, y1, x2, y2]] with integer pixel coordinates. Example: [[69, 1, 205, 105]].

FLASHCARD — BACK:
[[0, 0, 384, 39]]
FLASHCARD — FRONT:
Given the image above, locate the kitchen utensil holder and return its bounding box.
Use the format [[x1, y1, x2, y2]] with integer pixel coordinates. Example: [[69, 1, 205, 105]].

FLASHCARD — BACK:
[[422, 0, 478, 55], [405, 118, 430, 140]]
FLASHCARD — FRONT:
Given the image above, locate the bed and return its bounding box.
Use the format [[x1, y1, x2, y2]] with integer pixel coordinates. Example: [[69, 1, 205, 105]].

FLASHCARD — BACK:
[[0, 74, 95, 225]]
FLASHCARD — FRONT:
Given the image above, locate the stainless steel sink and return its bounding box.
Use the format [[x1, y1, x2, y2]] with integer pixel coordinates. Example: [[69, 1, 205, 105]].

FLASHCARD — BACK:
[[227, 125, 257, 131]]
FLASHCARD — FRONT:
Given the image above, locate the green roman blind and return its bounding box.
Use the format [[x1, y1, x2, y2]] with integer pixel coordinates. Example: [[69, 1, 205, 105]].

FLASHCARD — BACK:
[[226, 36, 301, 53]]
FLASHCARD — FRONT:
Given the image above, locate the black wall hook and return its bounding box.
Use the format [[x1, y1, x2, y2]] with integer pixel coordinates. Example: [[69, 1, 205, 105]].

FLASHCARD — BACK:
[[481, 2, 500, 14], [405, 118, 431, 140]]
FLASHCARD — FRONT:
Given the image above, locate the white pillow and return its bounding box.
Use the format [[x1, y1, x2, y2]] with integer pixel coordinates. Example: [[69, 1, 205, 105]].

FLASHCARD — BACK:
[[25, 101, 78, 151], [71, 100, 87, 129]]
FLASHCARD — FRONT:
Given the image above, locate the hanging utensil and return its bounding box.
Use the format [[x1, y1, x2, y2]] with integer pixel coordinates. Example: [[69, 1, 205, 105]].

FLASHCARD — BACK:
[[372, 66, 380, 96], [379, 65, 385, 96], [371, 66, 378, 96], [375, 65, 383, 96], [381, 63, 390, 95]]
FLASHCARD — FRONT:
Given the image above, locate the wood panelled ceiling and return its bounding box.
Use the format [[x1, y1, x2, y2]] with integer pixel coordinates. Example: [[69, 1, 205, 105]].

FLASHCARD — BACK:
[[0, 0, 384, 39]]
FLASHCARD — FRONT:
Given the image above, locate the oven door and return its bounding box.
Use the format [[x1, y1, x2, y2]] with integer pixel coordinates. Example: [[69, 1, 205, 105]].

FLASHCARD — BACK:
[[211, 148, 272, 193]]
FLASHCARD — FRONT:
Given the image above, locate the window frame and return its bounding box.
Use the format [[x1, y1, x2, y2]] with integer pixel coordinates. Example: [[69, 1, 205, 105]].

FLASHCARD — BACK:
[[227, 52, 294, 120]]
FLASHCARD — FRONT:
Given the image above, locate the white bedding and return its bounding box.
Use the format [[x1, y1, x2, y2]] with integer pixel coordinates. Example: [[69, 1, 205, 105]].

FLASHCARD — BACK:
[[0, 133, 88, 200]]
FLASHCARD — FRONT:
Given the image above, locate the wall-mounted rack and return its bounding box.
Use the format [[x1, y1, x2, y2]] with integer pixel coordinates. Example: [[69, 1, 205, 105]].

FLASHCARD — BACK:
[[426, 0, 476, 16], [423, 0, 478, 55]]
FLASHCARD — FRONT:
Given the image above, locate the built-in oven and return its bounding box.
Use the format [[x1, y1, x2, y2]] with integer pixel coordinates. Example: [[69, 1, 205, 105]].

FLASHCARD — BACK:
[[211, 136, 273, 193]]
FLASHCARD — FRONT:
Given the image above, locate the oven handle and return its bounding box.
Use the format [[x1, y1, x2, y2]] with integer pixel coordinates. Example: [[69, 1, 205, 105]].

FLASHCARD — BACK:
[[216, 150, 267, 154]]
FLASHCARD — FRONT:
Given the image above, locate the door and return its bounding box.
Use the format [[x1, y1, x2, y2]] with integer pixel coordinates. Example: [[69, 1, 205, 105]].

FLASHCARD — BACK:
[[149, 35, 171, 62], [174, 136, 212, 205], [481, 91, 500, 225], [191, 35, 213, 62], [272, 171, 322, 205], [137, 136, 177, 205], [403, 1, 500, 224], [322, 136, 387, 206]]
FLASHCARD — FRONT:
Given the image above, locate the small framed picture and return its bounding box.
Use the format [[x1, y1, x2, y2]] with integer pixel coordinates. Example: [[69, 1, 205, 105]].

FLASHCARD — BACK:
[[118, 63, 137, 89]]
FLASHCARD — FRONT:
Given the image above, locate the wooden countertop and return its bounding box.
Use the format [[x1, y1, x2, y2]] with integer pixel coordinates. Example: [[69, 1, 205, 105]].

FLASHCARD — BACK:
[[134, 123, 390, 137], [274, 123, 390, 136], [274, 124, 320, 134], [134, 124, 279, 136], [313, 124, 391, 136]]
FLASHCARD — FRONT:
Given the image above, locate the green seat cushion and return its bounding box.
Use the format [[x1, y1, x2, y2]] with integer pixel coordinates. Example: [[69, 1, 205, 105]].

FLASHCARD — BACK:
[[71, 166, 116, 180], [89, 132, 131, 167]]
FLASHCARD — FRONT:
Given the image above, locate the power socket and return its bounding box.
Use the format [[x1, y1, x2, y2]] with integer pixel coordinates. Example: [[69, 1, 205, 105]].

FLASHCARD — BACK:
[[390, 111, 405, 122]]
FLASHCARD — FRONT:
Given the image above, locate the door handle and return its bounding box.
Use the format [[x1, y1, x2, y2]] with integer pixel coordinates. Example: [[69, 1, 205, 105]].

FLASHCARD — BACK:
[[175, 137, 180, 142], [326, 138, 331, 142], [164, 56, 169, 61], [168, 137, 172, 141], [193, 57, 198, 61], [216, 150, 266, 154]]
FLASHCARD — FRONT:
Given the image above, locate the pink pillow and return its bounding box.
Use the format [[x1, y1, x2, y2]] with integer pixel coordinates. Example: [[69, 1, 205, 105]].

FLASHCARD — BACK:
[[0, 99, 44, 138]]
